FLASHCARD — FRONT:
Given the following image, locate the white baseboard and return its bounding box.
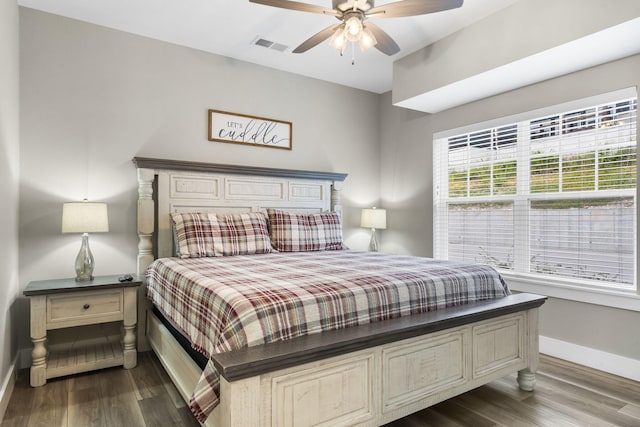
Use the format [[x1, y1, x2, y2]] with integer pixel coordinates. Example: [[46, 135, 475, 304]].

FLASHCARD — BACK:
[[0, 359, 17, 423], [540, 336, 640, 382]]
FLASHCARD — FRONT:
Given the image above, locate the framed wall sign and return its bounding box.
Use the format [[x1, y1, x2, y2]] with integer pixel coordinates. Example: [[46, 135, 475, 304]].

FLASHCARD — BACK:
[[208, 109, 292, 150]]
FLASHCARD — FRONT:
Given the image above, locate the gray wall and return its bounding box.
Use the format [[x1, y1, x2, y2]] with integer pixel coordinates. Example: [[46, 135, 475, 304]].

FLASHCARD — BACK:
[[380, 54, 640, 361], [378, 97, 433, 256], [18, 8, 381, 352], [0, 0, 20, 416]]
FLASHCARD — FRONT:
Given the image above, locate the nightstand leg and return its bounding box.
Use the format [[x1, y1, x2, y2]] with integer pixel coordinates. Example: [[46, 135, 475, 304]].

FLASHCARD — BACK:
[[30, 336, 47, 386], [30, 295, 47, 387], [123, 287, 137, 368], [123, 324, 136, 368]]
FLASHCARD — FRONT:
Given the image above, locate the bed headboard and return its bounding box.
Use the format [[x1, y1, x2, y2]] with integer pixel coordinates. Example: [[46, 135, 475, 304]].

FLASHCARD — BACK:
[[132, 157, 349, 276]]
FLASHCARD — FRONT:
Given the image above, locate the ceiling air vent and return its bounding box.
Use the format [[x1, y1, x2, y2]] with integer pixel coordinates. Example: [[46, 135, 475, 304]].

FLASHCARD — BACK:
[[253, 37, 288, 52]]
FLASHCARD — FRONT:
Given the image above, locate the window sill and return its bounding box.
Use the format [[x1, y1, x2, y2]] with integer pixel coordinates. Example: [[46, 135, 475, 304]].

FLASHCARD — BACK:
[[499, 271, 640, 312]]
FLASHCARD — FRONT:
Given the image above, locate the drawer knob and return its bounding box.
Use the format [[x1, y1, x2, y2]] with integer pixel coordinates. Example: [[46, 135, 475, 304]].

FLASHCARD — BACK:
[[83, 304, 90, 310]]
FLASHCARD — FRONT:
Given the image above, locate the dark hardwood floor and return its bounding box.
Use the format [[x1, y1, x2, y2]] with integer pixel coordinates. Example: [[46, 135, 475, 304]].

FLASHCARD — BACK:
[[2, 352, 639, 426]]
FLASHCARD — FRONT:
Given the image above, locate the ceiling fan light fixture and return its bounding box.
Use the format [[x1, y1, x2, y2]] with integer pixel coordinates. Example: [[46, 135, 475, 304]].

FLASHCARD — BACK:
[[329, 25, 347, 52], [344, 16, 363, 41], [359, 26, 377, 51]]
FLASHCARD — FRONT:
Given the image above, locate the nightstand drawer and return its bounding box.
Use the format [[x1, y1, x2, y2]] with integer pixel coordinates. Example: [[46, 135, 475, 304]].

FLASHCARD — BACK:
[[47, 290, 124, 329]]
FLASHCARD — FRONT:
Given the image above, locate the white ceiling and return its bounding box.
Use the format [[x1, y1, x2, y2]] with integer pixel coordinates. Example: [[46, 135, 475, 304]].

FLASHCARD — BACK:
[[17, 0, 520, 94]]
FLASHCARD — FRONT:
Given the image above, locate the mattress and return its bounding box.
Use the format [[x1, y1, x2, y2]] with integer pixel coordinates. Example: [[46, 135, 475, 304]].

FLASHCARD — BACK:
[[146, 250, 510, 422]]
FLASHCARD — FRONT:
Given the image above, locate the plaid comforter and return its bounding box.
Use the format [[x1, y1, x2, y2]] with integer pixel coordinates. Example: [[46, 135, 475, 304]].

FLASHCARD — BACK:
[[145, 251, 510, 422]]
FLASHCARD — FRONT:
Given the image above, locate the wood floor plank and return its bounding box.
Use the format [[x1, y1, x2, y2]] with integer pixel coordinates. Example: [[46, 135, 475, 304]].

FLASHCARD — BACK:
[[511, 390, 592, 427], [68, 370, 108, 427], [126, 352, 168, 401], [428, 399, 497, 427], [454, 389, 539, 427], [522, 391, 620, 427], [138, 394, 199, 427], [530, 374, 638, 427], [97, 368, 146, 427], [385, 407, 464, 427], [383, 419, 431, 427], [147, 352, 188, 409], [538, 355, 640, 407], [160, 378, 188, 409], [618, 403, 640, 420], [26, 377, 68, 427], [465, 383, 578, 427]]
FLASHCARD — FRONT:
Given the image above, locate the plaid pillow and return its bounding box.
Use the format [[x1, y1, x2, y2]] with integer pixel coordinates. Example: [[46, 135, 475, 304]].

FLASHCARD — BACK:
[[267, 209, 348, 252], [171, 212, 274, 258]]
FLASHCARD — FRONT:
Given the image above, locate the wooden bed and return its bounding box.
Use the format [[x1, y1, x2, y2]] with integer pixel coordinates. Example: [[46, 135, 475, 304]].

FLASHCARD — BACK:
[[132, 157, 546, 427]]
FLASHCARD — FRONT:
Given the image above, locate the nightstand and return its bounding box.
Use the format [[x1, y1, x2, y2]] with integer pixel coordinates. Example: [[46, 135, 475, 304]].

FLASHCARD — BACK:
[[23, 274, 141, 387]]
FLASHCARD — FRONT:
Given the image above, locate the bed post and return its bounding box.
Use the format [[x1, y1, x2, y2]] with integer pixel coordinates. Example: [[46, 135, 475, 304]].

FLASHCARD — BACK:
[[517, 307, 539, 391], [331, 180, 343, 214], [137, 167, 155, 352]]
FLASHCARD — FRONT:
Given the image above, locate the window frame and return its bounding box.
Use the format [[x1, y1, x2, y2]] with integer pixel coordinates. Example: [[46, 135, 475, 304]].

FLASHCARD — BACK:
[[433, 88, 640, 312]]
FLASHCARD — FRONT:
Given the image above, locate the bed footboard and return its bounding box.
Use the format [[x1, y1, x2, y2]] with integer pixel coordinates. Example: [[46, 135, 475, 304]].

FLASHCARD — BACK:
[[147, 293, 545, 427]]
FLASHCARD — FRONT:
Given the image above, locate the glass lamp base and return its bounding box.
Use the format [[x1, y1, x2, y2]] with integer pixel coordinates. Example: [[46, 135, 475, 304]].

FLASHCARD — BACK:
[[368, 228, 379, 252], [75, 233, 95, 282]]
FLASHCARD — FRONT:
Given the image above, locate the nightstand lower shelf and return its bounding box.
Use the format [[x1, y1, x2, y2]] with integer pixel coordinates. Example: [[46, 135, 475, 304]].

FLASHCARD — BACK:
[[46, 335, 124, 379]]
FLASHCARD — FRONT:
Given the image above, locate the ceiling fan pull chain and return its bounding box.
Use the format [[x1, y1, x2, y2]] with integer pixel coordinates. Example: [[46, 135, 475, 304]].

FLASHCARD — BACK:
[[351, 42, 356, 65]]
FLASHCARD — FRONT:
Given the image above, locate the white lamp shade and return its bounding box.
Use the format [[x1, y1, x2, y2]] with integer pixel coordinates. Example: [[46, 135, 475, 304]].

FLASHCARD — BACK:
[[62, 202, 109, 233], [361, 208, 386, 230]]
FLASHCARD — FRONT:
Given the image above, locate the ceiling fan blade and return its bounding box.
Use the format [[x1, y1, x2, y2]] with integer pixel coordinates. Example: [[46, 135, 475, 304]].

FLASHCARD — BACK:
[[365, 22, 400, 55], [292, 23, 342, 53], [367, 0, 463, 18], [249, 0, 335, 15]]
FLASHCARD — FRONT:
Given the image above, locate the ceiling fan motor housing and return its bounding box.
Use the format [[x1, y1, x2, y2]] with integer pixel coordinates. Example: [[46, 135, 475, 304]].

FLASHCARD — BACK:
[[333, 0, 374, 13]]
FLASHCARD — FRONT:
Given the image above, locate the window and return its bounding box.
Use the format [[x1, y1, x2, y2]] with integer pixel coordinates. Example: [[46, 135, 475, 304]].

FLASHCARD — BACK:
[[434, 93, 638, 293]]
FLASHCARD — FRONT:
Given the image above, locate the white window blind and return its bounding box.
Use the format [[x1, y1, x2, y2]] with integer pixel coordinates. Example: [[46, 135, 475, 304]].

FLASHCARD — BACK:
[[434, 93, 637, 291]]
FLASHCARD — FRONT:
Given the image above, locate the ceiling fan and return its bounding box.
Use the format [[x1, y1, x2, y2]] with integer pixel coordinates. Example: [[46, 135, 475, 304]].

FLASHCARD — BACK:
[[249, 0, 464, 57]]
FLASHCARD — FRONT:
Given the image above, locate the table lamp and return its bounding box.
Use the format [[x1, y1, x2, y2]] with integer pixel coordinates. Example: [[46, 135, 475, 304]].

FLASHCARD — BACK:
[[62, 200, 109, 281], [361, 207, 386, 252]]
